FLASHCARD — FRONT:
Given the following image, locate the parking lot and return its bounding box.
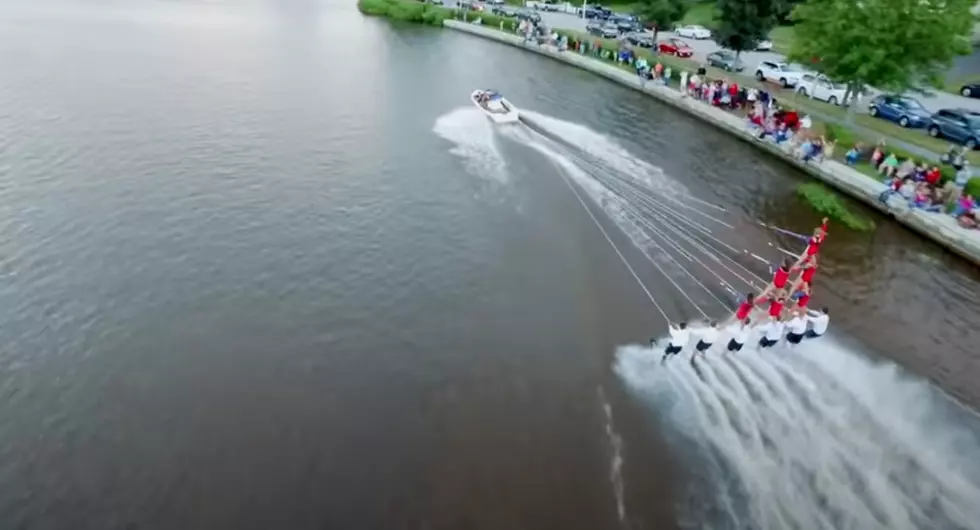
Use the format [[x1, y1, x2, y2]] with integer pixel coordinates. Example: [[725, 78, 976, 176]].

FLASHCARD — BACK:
[[534, 10, 980, 114]]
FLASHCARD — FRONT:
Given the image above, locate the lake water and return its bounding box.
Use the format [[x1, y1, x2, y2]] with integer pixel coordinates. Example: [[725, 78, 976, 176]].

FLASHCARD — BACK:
[[1, 1, 979, 529]]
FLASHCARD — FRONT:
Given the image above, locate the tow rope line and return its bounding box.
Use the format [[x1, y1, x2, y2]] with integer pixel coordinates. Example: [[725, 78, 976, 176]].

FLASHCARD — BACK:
[[551, 162, 675, 322]]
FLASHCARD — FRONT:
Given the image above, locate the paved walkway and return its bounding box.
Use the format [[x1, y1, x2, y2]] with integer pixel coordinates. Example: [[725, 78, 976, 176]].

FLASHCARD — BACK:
[[444, 20, 980, 266]]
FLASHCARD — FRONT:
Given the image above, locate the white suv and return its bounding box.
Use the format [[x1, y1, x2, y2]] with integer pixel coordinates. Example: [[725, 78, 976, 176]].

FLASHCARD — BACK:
[[794, 73, 848, 105], [755, 61, 805, 88]]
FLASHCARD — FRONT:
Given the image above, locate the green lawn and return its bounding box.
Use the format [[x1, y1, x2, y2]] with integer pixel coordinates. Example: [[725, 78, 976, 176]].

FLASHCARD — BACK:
[[679, 1, 716, 26], [768, 26, 795, 55]]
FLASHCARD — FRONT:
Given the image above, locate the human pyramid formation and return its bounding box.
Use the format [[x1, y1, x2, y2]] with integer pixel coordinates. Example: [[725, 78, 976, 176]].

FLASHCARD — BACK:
[[658, 218, 831, 363]]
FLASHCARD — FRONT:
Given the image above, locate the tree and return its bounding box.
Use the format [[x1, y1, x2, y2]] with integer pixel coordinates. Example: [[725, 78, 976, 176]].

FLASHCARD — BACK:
[[712, 0, 781, 57], [788, 0, 974, 108], [634, 0, 688, 41]]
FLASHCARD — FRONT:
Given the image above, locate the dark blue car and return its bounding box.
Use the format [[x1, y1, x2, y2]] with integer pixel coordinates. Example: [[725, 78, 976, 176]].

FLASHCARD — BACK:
[[927, 108, 980, 150], [961, 82, 980, 99], [867, 94, 932, 128]]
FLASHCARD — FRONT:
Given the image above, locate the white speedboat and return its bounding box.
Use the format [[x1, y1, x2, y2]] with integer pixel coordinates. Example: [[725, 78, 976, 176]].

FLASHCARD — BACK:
[[471, 90, 520, 124]]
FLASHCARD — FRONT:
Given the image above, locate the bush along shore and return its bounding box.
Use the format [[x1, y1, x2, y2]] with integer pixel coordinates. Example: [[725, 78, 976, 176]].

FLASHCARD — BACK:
[[797, 183, 875, 232]]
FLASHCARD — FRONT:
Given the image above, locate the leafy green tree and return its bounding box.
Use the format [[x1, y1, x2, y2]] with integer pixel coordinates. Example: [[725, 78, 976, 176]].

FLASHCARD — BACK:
[[788, 0, 975, 106], [712, 0, 780, 57], [634, 0, 689, 41]]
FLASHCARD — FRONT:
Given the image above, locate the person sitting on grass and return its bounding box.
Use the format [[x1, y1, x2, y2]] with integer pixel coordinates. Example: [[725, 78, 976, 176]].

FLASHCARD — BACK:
[[800, 138, 823, 163], [845, 143, 863, 165], [952, 195, 977, 218], [924, 165, 942, 187], [879, 175, 905, 204], [878, 152, 899, 177], [870, 141, 886, 168], [774, 123, 792, 145], [895, 157, 917, 179], [958, 210, 978, 229], [911, 185, 942, 212]]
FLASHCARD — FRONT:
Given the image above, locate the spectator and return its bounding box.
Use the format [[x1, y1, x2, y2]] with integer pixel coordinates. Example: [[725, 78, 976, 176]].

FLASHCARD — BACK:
[[896, 157, 916, 179], [952, 194, 976, 217], [870, 141, 886, 168], [958, 210, 978, 229], [924, 166, 942, 186], [845, 143, 862, 165], [878, 153, 899, 177]]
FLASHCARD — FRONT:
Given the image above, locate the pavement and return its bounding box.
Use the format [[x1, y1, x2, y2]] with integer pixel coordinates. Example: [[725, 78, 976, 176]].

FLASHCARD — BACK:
[[537, 11, 980, 114]]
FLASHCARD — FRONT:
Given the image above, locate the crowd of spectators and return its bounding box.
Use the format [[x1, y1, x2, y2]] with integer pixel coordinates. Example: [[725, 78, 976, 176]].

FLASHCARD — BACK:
[[527, 30, 980, 231], [870, 142, 978, 228]]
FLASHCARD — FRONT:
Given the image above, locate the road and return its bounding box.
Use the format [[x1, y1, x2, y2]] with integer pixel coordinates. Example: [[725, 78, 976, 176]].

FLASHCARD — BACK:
[[538, 11, 980, 114]]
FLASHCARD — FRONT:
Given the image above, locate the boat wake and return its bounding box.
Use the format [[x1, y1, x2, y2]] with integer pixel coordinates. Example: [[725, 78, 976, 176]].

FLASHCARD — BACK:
[[616, 339, 980, 530], [434, 106, 980, 529], [432, 107, 509, 186]]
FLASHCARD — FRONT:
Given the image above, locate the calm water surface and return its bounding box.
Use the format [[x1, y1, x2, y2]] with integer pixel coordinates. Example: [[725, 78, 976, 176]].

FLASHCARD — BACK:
[[1, 1, 979, 529]]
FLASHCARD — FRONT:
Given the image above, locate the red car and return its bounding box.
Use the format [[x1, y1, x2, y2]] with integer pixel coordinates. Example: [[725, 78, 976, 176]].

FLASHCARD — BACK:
[[658, 38, 693, 58]]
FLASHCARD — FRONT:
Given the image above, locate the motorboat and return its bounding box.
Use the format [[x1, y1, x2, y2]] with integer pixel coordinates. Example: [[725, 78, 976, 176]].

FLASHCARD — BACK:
[[471, 90, 520, 124]]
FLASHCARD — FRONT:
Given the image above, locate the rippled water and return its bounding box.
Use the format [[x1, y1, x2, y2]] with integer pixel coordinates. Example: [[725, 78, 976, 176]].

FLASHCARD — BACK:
[[2, 1, 980, 529]]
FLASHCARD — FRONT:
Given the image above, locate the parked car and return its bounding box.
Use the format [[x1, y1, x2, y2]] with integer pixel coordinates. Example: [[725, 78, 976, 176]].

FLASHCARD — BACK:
[[583, 6, 610, 19], [961, 83, 980, 99], [705, 50, 744, 72], [491, 5, 517, 16], [928, 109, 980, 149], [867, 95, 932, 128], [754, 61, 805, 88], [531, 0, 559, 11], [625, 32, 654, 48], [609, 14, 640, 33], [515, 9, 540, 23], [794, 73, 847, 105], [657, 38, 693, 58], [755, 39, 773, 51], [586, 20, 603, 35], [675, 25, 711, 39], [600, 23, 619, 39]]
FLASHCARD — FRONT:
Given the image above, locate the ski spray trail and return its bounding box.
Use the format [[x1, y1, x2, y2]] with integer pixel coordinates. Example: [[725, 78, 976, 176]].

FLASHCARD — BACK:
[[519, 110, 689, 197], [598, 386, 628, 526], [614, 337, 980, 530], [432, 107, 509, 185]]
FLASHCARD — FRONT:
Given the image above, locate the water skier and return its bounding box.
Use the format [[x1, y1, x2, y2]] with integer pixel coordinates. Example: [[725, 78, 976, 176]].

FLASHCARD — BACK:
[[793, 218, 829, 268], [692, 321, 720, 360], [726, 317, 751, 353], [758, 315, 785, 349], [767, 291, 788, 319], [658, 321, 690, 363], [790, 282, 811, 315], [723, 292, 755, 327], [758, 258, 793, 300], [785, 312, 808, 345], [805, 307, 830, 338]]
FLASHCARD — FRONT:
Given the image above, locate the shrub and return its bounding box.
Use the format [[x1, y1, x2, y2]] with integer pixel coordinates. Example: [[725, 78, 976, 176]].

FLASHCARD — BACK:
[[478, 13, 519, 31], [357, 0, 452, 25], [797, 183, 875, 232], [965, 177, 980, 198]]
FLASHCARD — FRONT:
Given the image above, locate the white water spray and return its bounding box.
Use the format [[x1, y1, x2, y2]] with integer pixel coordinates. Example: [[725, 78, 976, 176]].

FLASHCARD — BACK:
[[432, 107, 509, 185], [615, 338, 980, 530], [598, 386, 628, 525]]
